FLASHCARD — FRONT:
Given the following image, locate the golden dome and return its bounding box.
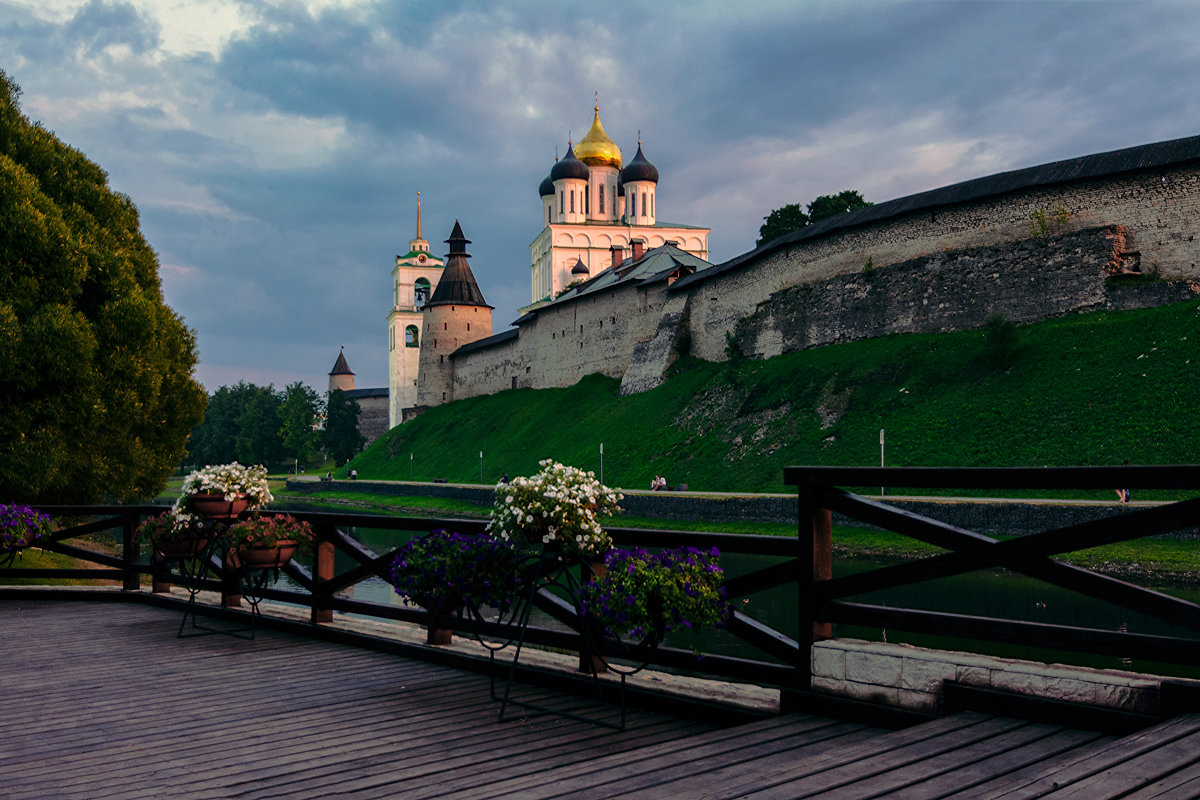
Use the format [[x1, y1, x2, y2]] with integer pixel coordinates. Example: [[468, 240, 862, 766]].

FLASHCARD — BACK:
[[574, 105, 622, 169]]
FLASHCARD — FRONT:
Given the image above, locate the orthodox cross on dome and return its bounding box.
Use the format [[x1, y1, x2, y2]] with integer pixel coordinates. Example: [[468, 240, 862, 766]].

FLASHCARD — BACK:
[[416, 190, 423, 239]]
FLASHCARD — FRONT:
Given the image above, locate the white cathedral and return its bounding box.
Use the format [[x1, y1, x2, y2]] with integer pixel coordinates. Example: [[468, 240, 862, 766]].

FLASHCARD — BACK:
[[530, 102, 710, 303], [386, 102, 712, 429]]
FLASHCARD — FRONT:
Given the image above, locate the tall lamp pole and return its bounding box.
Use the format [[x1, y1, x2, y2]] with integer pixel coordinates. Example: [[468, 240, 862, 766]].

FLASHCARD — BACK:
[[880, 429, 885, 497], [600, 442, 604, 485]]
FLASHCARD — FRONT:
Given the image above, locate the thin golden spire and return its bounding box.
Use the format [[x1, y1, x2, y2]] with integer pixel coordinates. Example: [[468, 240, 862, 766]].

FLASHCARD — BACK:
[[416, 190, 423, 240]]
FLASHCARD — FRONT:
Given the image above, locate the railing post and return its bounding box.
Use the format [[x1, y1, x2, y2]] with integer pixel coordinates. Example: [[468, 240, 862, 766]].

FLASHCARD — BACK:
[[122, 512, 139, 591], [151, 551, 173, 593], [311, 525, 335, 624], [785, 480, 833, 711]]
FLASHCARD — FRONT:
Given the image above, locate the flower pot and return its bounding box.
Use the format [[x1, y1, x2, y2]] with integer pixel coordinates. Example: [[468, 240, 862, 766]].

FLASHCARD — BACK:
[[230, 539, 298, 570], [426, 610, 455, 645], [156, 536, 211, 559], [189, 493, 248, 519]]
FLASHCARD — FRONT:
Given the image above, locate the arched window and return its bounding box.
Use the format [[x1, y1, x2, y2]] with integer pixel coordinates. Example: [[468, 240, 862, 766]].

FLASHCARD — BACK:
[[641, 192, 646, 217], [570, 191, 575, 213], [405, 325, 419, 347], [559, 190, 564, 214], [599, 184, 605, 214], [414, 277, 431, 306]]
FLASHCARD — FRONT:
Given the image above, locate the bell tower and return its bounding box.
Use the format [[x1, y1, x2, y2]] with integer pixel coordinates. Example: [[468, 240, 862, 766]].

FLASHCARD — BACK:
[[388, 192, 444, 427]]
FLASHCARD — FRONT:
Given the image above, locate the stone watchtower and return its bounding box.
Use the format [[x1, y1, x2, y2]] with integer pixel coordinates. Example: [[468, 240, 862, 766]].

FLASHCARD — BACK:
[[415, 221, 493, 406], [328, 347, 355, 393]]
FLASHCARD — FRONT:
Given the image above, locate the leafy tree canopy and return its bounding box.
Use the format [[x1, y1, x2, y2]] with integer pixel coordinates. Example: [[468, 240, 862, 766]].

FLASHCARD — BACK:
[[807, 189, 872, 224], [756, 190, 873, 247], [279, 382, 324, 466], [325, 389, 364, 466], [0, 71, 205, 502]]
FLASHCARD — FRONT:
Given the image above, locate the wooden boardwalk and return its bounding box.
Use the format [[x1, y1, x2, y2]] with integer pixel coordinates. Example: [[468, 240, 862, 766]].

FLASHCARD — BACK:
[[5, 600, 1200, 798]]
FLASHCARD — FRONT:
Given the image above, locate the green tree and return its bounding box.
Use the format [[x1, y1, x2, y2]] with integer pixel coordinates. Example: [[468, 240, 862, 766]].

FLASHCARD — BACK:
[[808, 189, 872, 224], [0, 71, 205, 502], [324, 389, 364, 466], [234, 384, 285, 466], [279, 382, 323, 468], [187, 383, 253, 466], [756, 203, 809, 247], [757, 191, 873, 247]]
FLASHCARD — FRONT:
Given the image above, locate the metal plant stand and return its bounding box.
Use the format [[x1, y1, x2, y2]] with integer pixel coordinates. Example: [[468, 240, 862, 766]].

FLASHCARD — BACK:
[[465, 552, 663, 732]]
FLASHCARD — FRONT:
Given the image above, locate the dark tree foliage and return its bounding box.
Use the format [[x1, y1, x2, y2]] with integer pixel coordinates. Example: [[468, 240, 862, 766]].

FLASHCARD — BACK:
[[186, 382, 280, 467], [279, 382, 323, 465], [0, 71, 206, 502], [807, 189, 872, 224], [234, 384, 287, 467], [324, 389, 364, 466], [757, 190, 873, 247], [756, 203, 809, 247]]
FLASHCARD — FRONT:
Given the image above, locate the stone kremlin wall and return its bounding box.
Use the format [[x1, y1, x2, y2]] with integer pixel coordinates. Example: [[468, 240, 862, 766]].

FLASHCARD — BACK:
[[441, 154, 1200, 405]]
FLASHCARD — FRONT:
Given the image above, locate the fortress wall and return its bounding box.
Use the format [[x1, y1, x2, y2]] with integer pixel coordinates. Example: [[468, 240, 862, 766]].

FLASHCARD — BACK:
[[684, 163, 1200, 364], [735, 226, 1125, 358], [450, 279, 671, 400], [437, 162, 1200, 408]]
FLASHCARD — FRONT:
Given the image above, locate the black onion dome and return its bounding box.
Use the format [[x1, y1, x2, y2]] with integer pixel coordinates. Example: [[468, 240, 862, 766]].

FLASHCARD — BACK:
[[620, 143, 659, 184], [550, 144, 590, 182], [571, 258, 590, 276], [539, 171, 554, 197]]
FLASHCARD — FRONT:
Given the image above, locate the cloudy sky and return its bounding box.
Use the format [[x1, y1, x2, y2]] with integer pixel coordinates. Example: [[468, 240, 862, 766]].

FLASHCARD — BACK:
[[4, 0, 1200, 393]]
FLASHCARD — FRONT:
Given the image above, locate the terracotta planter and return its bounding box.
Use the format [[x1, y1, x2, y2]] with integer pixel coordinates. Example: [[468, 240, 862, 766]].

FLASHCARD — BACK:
[[230, 539, 298, 570], [156, 536, 211, 559], [426, 610, 455, 645], [189, 493, 248, 519]]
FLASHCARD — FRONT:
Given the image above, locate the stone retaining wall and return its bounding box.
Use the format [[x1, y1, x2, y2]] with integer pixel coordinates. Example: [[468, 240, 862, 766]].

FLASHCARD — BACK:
[[811, 639, 1186, 714]]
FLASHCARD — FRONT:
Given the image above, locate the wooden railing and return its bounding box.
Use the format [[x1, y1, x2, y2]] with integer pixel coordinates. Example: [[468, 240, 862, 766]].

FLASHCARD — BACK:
[[1, 505, 802, 690], [7, 466, 1200, 706], [786, 465, 1200, 692]]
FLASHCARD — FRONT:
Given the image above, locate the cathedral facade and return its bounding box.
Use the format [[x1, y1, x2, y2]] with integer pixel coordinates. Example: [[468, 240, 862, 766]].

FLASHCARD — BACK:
[[529, 104, 711, 305]]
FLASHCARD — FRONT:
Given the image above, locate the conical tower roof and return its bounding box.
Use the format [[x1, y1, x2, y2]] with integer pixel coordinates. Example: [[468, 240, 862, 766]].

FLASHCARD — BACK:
[[425, 221, 492, 308], [329, 347, 354, 376]]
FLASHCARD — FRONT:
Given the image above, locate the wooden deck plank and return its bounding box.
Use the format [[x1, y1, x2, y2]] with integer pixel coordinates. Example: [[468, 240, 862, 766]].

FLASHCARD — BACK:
[[813, 722, 1067, 800], [886, 727, 1111, 800], [735, 715, 1030, 800], [975, 714, 1200, 799], [9, 599, 1200, 799], [1039, 728, 1200, 799], [468, 717, 871, 800], [1121, 758, 1200, 799]]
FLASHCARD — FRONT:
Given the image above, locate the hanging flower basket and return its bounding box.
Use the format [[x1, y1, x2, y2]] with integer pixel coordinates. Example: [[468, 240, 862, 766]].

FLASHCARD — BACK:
[[176, 463, 272, 518], [0, 504, 51, 568], [582, 546, 731, 660], [187, 493, 249, 519], [137, 511, 210, 559], [390, 529, 536, 645], [487, 459, 623, 563], [225, 514, 314, 571]]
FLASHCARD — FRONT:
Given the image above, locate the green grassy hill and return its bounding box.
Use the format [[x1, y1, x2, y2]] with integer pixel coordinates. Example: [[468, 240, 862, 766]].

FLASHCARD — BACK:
[[349, 301, 1200, 494]]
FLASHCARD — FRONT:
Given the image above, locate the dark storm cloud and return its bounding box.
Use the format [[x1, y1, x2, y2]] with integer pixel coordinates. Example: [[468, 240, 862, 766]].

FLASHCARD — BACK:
[[66, 0, 160, 55], [6, 0, 1200, 392]]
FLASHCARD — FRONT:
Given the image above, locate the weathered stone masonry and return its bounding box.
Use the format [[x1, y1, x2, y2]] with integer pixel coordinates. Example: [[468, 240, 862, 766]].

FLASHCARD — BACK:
[[438, 137, 1200, 404]]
